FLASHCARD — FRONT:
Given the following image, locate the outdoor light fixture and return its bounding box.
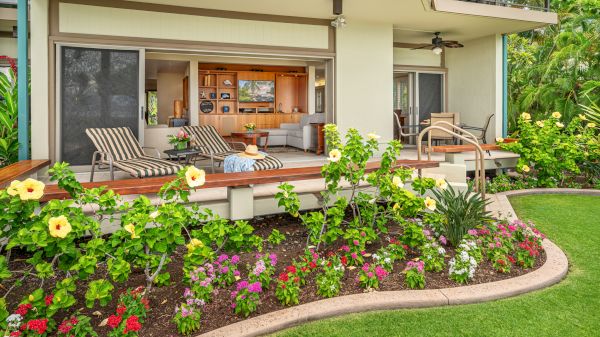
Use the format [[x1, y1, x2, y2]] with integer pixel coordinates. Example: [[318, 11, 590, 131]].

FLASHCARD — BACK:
[[331, 0, 347, 28], [432, 46, 443, 55]]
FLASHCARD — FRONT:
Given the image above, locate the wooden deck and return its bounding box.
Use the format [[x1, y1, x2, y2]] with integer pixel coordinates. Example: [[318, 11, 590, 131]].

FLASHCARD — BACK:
[[41, 159, 439, 201], [0, 160, 50, 187]]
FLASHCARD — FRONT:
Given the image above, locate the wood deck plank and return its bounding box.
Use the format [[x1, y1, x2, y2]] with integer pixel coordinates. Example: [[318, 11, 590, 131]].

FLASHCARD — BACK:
[[0, 160, 51, 187], [41, 160, 439, 201]]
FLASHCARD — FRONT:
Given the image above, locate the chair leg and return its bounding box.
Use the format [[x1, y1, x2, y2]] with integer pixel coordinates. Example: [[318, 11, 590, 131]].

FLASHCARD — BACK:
[[109, 161, 114, 181], [90, 153, 97, 182]]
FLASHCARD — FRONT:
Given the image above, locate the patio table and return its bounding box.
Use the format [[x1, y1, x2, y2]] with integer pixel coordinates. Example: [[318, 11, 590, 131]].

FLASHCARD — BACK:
[[164, 148, 202, 165]]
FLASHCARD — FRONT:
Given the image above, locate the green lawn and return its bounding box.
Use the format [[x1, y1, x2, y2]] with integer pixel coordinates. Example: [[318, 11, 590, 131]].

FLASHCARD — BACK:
[[273, 194, 600, 337]]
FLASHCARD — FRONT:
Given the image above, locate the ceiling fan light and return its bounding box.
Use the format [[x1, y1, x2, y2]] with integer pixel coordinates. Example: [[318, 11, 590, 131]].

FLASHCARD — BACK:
[[432, 47, 443, 55]]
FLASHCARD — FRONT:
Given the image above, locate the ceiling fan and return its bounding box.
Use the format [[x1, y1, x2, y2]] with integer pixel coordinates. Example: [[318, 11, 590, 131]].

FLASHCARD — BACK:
[[412, 32, 464, 55]]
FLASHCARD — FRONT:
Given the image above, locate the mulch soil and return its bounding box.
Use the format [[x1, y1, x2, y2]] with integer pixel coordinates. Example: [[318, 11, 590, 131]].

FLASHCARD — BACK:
[[5, 212, 545, 336]]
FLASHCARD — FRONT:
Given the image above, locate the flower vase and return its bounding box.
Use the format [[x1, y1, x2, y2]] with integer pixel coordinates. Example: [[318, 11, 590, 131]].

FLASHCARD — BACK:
[[246, 129, 255, 133], [176, 142, 187, 150]]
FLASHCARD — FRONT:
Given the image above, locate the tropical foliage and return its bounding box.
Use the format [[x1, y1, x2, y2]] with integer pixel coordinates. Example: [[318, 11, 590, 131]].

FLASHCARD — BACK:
[[0, 56, 18, 167], [507, 0, 600, 131]]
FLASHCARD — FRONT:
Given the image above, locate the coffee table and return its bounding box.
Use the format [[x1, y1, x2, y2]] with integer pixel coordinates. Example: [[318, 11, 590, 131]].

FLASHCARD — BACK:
[[230, 131, 269, 150], [164, 148, 202, 164]]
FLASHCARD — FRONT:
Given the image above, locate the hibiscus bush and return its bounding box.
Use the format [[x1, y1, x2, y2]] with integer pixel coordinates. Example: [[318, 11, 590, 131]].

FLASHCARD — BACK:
[[500, 112, 599, 187]]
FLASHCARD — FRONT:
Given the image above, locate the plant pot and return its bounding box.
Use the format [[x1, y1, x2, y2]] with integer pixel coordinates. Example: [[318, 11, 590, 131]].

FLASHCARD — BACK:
[[176, 143, 187, 150]]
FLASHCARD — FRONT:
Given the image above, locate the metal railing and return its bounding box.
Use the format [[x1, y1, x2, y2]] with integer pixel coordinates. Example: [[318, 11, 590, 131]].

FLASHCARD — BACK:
[[417, 122, 487, 200], [457, 0, 551, 12]]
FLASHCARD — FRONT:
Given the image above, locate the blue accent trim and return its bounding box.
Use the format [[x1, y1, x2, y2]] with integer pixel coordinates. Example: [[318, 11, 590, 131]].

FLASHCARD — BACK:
[[17, 0, 29, 160], [502, 34, 508, 138]]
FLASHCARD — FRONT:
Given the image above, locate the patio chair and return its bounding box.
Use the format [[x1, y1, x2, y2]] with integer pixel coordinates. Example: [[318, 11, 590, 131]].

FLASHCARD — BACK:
[[183, 125, 283, 173], [393, 111, 419, 144], [429, 112, 457, 145], [459, 113, 495, 155], [86, 127, 184, 181]]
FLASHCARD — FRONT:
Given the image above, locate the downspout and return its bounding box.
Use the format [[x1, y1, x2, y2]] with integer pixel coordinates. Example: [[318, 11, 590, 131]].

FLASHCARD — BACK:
[[17, 0, 29, 160], [502, 34, 508, 137]]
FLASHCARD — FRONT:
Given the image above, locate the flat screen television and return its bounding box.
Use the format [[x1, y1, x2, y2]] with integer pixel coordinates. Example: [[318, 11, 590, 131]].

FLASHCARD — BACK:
[[238, 80, 275, 103]]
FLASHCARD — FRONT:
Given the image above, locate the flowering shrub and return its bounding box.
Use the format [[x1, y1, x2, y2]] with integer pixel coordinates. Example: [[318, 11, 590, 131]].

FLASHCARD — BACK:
[[267, 229, 286, 245], [57, 315, 97, 337], [213, 254, 241, 287], [449, 241, 479, 284], [315, 255, 345, 298], [357, 263, 388, 290], [403, 261, 425, 289], [188, 263, 215, 303], [230, 280, 262, 317], [401, 221, 427, 248], [420, 241, 446, 272], [276, 266, 301, 306], [106, 287, 149, 337], [292, 249, 319, 285], [500, 112, 600, 187], [173, 288, 204, 336], [249, 253, 277, 288]]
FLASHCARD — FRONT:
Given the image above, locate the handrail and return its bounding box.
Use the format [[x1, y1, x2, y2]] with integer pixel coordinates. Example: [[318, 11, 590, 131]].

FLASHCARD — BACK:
[[426, 121, 483, 191], [417, 125, 486, 200]]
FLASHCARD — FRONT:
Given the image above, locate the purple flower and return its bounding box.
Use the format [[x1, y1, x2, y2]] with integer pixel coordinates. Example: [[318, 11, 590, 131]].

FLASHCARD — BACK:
[[423, 229, 431, 236], [367, 272, 374, 278], [183, 288, 192, 298], [236, 280, 249, 291], [248, 281, 262, 293], [351, 252, 358, 259], [269, 253, 278, 266], [217, 254, 229, 263], [231, 255, 240, 264], [341, 245, 350, 252], [467, 229, 478, 236], [361, 263, 370, 272], [233, 270, 241, 277], [220, 266, 229, 274], [374, 266, 388, 281], [230, 290, 238, 299], [439, 236, 448, 245], [353, 239, 360, 246], [231, 302, 237, 309]]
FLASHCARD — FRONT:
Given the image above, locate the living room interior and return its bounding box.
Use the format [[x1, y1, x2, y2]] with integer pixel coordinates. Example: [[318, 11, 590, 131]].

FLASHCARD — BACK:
[[143, 54, 330, 170]]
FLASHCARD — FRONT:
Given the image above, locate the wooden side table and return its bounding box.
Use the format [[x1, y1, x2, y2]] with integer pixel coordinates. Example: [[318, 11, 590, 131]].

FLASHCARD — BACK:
[[310, 123, 325, 155], [230, 131, 270, 150]]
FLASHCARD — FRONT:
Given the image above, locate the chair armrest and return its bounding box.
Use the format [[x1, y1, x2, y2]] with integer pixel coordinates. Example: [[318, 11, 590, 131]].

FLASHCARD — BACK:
[[228, 141, 247, 151], [142, 146, 161, 159], [279, 123, 300, 130]]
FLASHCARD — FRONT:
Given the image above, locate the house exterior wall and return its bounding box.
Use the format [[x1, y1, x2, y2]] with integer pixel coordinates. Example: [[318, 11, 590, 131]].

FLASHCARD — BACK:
[[335, 21, 394, 141], [446, 34, 503, 143], [0, 38, 17, 58], [393, 48, 442, 68]]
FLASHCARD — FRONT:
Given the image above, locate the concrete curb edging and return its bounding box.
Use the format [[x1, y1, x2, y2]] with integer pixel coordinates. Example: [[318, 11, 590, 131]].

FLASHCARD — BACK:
[[199, 189, 578, 337]]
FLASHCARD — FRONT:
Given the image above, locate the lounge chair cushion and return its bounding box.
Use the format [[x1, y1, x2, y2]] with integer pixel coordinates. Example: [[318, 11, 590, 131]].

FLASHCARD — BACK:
[[86, 127, 145, 161], [183, 125, 232, 154], [113, 156, 184, 178]]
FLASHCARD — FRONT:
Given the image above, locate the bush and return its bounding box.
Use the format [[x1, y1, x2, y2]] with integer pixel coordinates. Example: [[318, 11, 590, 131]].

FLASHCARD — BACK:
[[431, 184, 491, 246]]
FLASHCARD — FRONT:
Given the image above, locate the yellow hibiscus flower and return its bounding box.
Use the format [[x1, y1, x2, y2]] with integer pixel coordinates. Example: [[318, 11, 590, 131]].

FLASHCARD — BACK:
[[495, 137, 504, 143], [552, 111, 562, 119], [48, 216, 72, 239], [6, 180, 21, 196], [521, 165, 531, 173], [123, 223, 139, 239], [392, 176, 403, 188], [328, 149, 342, 162], [579, 114, 587, 121], [588, 123, 596, 128], [185, 166, 206, 188], [521, 112, 531, 121], [556, 122, 564, 128], [367, 133, 381, 140], [186, 238, 204, 252], [435, 178, 448, 190], [17, 178, 45, 201], [424, 197, 437, 211], [536, 121, 544, 128]]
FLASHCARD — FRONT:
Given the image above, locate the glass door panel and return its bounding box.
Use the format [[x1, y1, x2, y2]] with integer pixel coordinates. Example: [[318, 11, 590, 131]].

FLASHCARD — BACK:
[[60, 46, 141, 165], [417, 73, 443, 123]]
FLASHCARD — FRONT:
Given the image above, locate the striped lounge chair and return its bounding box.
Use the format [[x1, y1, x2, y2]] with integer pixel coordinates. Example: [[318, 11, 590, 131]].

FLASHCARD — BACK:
[[183, 125, 283, 173], [86, 127, 184, 181]]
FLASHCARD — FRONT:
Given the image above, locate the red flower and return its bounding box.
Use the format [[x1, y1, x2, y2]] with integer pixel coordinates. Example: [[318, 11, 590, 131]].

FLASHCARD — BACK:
[[340, 256, 348, 265], [26, 319, 48, 334], [0, 56, 17, 77], [286, 265, 297, 274], [14, 304, 32, 316], [301, 267, 308, 273], [58, 320, 74, 334], [45, 294, 54, 306], [107, 315, 122, 329], [9, 331, 21, 337], [70, 316, 79, 325], [309, 261, 317, 269], [508, 256, 516, 264], [293, 276, 300, 283], [278, 272, 289, 282], [123, 315, 142, 334], [140, 297, 150, 310], [116, 304, 127, 316]]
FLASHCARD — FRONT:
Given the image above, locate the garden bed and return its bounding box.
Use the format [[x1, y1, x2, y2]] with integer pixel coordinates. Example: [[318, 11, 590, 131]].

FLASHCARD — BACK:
[[5, 211, 546, 336]]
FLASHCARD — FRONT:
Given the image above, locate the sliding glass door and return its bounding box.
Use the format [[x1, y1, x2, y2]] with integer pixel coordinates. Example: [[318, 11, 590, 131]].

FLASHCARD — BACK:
[[59, 46, 145, 165]]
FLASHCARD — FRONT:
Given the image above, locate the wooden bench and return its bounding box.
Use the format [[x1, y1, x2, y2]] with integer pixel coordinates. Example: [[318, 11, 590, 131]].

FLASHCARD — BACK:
[[41, 159, 439, 202], [0, 160, 51, 188]]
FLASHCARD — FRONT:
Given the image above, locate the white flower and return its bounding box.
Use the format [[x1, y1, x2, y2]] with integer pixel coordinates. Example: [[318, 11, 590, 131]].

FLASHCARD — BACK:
[[6, 314, 22, 328], [367, 133, 381, 140], [438, 247, 446, 255], [392, 176, 403, 188], [424, 197, 436, 211], [384, 257, 391, 264], [149, 210, 160, 219], [328, 149, 342, 162], [435, 178, 448, 190]]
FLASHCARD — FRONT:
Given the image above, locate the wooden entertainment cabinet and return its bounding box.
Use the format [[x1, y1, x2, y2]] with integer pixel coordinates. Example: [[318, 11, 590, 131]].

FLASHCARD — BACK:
[[198, 63, 308, 136]]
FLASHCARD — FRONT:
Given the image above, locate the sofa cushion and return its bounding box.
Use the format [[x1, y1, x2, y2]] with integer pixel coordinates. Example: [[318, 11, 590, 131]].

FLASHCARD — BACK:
[[287, 129, 303, 138], [259, 128, 289, 136]]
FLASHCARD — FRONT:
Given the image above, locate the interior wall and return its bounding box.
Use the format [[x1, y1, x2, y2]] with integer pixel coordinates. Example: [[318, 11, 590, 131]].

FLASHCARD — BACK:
[[0, 38, 17, 58], [156, 72, 185, 125], [393, 48, 441, 67], [335, 20, 394, 141], [445, 34, 502, 143]]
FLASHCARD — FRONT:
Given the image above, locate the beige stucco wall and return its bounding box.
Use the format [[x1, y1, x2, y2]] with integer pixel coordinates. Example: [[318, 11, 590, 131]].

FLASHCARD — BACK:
[[58, 3, 329, 49], [156, 72, 185, 125], [0, 38, 17, 58], [30, 0, 49, 160], [446, 34, 502, 143], [393, 48, 442, 67], [335, 20, 394, 141]]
